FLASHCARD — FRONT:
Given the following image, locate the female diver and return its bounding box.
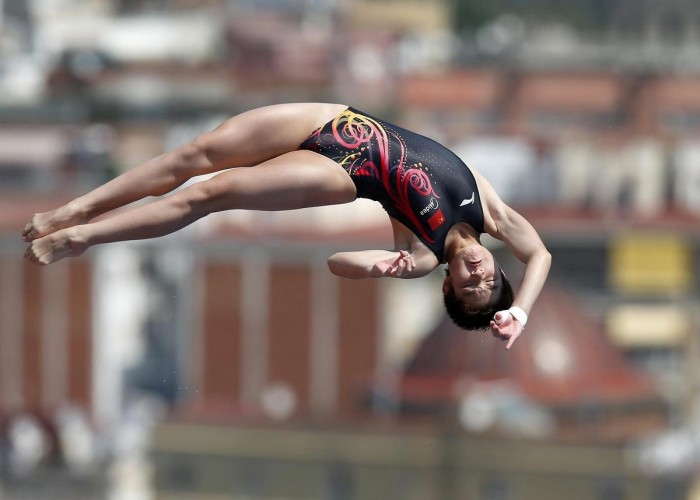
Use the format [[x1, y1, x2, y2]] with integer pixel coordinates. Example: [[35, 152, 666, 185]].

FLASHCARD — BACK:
[[22, 103, 551, 349]]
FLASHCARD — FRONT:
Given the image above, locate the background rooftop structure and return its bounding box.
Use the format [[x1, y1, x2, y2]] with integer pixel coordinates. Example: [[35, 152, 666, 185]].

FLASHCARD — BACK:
[[1, 0, 700, 498]]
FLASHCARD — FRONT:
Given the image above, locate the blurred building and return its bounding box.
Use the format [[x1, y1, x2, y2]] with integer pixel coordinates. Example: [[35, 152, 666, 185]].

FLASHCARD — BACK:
[[150, 421, 684, 500], [400, 285, 666, 441], [1, 0, 700, 498]]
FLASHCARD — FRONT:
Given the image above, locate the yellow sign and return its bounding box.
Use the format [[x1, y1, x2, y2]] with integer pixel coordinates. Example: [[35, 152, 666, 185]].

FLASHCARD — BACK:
[[607, 305, 690, 347], [610, 234, 691, 294]]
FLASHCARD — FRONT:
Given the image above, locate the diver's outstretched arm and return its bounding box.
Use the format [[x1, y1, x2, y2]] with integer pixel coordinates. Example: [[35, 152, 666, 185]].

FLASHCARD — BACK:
[[328, 218, 439, 279], [491, 204, 551, 315], [488, 203, 551, 348], [471, 169, 551, 348], [328, 248, 437, 279]]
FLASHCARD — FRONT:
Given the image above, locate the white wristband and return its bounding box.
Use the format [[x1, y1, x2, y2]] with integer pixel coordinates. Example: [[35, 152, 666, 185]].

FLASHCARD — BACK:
[[508, 306, 528, 327]]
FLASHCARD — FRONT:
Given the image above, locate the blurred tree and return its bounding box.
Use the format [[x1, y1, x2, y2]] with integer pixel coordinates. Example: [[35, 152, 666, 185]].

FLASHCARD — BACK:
[[451, 0, 618, 33]]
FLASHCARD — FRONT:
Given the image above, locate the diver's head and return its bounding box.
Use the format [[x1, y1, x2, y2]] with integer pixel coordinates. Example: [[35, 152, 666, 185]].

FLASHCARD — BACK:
[[442, 243, 514, 330]]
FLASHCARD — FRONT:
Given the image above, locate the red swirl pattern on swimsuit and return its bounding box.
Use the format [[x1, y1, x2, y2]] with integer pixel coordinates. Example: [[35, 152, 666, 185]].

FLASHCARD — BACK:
[[330, 109, 441, 243]]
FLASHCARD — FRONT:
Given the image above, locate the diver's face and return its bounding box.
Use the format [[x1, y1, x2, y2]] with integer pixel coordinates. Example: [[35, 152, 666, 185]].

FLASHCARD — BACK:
[[442, 245, 502, 309]]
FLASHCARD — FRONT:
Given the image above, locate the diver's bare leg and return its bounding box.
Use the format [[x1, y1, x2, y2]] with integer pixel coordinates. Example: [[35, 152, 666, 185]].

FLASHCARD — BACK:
[[22, 103, 347, 242], [25, 150, 356, 265]]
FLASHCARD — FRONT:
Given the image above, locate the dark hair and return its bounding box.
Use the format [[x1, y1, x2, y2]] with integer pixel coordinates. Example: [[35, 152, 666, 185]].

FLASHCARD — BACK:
[[443, 268, 514, 331]]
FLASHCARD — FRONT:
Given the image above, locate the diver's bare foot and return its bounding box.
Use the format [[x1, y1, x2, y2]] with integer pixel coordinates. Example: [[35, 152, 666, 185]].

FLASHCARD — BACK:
[[22, 203, 88, 242], [24, 228, 88, 265]]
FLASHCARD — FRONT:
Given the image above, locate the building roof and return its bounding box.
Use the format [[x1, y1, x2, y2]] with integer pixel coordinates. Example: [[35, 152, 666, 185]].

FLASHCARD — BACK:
[[400, 284, 659, 409]]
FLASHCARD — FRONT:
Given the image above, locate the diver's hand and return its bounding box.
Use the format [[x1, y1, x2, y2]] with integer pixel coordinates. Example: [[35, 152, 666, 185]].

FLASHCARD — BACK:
[[374, 250, 415, 277], [490, 310, 523, 350]]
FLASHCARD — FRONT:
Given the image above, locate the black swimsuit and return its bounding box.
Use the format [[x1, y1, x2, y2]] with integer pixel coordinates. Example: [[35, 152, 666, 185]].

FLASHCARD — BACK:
[[299, 106, 484, 262]]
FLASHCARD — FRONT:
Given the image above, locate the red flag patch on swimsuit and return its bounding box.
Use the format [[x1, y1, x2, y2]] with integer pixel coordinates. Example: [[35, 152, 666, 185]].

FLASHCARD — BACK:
[[427, 209, 446, 230]]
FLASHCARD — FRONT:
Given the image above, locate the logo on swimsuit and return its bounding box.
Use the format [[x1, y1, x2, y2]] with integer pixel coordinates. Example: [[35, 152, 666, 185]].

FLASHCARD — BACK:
[[460, 193, 475, 206], [420, 197, 439, 216]]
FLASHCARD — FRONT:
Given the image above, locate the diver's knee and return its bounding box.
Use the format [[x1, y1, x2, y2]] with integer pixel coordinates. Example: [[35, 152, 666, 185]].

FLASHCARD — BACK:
[[186, 178, 228, 214], [177, 136, 213, 171]]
